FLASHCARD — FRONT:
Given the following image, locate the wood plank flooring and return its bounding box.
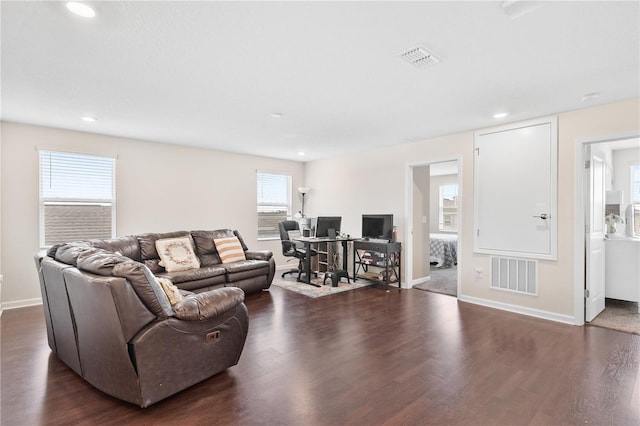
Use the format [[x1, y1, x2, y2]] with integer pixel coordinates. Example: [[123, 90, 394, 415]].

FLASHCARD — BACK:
[[2, 284, 639, 425]]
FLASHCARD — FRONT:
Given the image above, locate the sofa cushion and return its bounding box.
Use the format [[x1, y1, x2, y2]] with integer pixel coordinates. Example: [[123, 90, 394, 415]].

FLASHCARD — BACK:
[[156, 237, 201, 272], [55, 242, 94, 266], [214, 237, 246, 264], [172, 287, 245, 321], [137, 231, 190, 261], [76, 249, 132, 276], [112, 262, 173, 318], [190, 230, 224, 266], [223, 259, 269, 274], [144, 259, 164, 273], [157, 265, 227, 284], [191, 229, 250, 264], [88, 236, 141, 261], [244, 250, 273, 261], [47, 244, 63, 259]]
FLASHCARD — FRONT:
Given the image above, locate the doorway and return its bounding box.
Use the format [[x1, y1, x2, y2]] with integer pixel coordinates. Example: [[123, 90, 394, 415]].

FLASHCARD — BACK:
[[578, 136, 640, 333], [405, 158, 461, 296]]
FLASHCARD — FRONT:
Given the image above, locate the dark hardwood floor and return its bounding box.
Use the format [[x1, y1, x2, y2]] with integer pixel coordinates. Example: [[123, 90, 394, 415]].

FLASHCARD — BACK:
[[2, 284, 639, 425]]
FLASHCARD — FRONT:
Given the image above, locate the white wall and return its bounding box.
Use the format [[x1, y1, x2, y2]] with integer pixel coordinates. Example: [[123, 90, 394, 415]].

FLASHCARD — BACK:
[[0, 122, 305, 308], [2, 99, 639, 318], [304, 98, 640, 323]]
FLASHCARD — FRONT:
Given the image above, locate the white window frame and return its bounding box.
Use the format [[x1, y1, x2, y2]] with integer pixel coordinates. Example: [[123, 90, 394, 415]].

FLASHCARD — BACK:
[[257, 171, 292, 240], [439, 184, 458, 232], [631, 164, 640, 203], [39, 149, 116, 248]]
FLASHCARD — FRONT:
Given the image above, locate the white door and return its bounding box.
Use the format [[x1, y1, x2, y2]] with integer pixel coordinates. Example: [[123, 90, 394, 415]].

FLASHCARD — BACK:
[[585, 147, 606, 322]]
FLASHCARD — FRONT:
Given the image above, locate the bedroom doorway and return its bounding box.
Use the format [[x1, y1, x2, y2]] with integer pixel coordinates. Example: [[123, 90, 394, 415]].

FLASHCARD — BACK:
[[405, 159, 461, 296], [579, 137, 640, 333]]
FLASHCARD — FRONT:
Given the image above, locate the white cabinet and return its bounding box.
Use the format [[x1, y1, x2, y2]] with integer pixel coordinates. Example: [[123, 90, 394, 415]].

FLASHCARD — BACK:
[[605, 237, 640, 308], [473, 116, 558, 260]]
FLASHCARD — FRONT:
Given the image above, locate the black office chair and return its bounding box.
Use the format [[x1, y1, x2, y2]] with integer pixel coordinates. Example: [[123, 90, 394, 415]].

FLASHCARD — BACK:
[[278, 220, 317, 281]]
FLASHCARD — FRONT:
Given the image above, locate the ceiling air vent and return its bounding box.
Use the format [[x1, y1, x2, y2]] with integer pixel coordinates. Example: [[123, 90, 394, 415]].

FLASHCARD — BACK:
[[399, 46, 440, 69]]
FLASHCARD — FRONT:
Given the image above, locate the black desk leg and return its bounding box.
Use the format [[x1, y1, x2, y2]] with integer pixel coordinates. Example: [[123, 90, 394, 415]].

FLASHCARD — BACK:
[[342, 240, 350, 277], [298, 241, 320, 287]]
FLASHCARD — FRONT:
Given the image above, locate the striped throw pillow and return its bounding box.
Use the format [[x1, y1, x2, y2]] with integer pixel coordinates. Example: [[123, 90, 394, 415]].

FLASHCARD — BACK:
[[214, 236, 246, 263]]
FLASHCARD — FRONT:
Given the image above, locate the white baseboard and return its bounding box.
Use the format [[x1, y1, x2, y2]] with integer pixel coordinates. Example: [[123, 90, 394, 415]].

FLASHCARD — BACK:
[[457, 294, 579, 325], [1, 297, 43, 312], [408, 276, 431, 287]]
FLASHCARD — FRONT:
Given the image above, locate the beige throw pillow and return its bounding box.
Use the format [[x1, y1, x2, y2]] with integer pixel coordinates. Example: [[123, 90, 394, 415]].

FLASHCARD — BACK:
[[157, 277, 183, 305], [214, 236, 246, 263], [156, 237, 201, 272]]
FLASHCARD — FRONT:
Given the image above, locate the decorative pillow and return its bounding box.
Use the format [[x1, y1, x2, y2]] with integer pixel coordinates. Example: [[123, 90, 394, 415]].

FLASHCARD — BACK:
[[155, 237, 201, 272], [213, 236, 246, 264], [157, 277, 183, 305]]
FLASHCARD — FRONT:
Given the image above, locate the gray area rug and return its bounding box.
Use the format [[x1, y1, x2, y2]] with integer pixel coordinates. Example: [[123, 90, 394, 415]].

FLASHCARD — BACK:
[[413, 265, 457, 297], [272, 274, 373, 298], [591, 299, 640, 335]]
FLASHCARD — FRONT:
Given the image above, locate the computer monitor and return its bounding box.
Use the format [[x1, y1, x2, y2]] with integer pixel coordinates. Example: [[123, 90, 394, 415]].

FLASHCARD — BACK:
[[362, 214, 393, 240], [315, 216, 342, 238]]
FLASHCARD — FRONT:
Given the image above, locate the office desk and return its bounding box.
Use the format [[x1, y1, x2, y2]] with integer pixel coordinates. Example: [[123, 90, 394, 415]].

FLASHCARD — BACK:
[[292, 237, 354, 285]]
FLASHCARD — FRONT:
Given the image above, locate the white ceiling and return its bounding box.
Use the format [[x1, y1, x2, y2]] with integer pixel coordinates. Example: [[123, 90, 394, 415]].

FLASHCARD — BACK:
[[2, 1, 639, 162]]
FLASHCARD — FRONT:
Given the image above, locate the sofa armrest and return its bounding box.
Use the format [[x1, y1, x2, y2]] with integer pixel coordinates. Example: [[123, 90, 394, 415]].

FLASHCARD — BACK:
[[173, 287, 245, 321], [244, 250, 273, 261]]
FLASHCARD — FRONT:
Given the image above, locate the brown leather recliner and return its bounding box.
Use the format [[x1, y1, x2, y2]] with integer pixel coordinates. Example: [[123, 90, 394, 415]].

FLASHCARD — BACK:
[[35, 237, 251, 407]]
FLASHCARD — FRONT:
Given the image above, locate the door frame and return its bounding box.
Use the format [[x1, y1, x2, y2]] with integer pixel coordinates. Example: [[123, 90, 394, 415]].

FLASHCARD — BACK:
[[404, 156, 463, 292], [573, 132, 639, 324]]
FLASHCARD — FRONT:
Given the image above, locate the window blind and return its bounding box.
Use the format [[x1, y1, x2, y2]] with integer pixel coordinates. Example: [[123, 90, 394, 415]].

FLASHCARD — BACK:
[[39, 150, 115, 246], [257, 172, 291, 239]]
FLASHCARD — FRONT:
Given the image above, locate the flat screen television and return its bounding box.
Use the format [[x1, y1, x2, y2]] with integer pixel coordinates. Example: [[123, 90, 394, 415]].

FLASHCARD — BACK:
[[362, 214, 393, 240], [315, 216, 342, 238]]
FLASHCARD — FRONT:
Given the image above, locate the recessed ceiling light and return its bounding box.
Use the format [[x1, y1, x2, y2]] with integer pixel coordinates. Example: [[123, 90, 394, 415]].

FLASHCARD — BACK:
[[493, 112, 509, 119], [65, 2, 96, 18], [81, 115, 97, 123], [271, 112, 284, 118], [297, 151, 305, 156], [581, 92, 600, 102]]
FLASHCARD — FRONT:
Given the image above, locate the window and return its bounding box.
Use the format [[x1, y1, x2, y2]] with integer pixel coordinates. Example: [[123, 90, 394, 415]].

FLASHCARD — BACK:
[[39, 150, 115, 247], [631, 164, 640, 202], [439, 184, 458, 232], [257, 172, 291, 239]]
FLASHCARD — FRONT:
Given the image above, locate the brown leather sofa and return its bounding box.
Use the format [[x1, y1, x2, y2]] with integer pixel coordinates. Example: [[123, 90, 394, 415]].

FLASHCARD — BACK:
[[34, 229, 274, 407]]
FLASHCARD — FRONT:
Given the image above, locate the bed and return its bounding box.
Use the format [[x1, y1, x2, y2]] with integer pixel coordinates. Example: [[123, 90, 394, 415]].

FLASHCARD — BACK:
[[429, 233, 458, 268]]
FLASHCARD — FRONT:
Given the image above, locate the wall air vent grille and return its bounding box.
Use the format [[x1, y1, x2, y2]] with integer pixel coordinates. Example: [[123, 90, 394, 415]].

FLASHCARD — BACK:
[[399, 47, 440, 69], [490, 256, 538, 296]]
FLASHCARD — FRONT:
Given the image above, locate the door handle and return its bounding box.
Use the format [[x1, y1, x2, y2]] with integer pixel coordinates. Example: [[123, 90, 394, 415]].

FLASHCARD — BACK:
[[533, 213, 548, 220]]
